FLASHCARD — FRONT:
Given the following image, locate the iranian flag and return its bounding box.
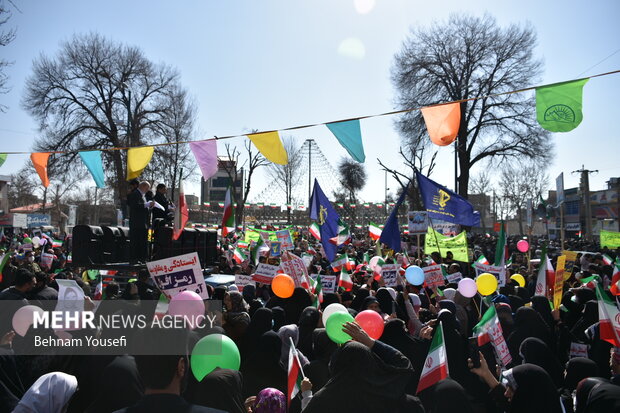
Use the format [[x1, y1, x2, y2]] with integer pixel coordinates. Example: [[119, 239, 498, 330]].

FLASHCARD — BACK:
[[0, 253, 10, 283], [173, 178, 189, 241], [233, 247, 247, 264], [417, 321, 449, 394], [93, 280, 103, 300], [369, 222, 382, 241], [329, 219, 351, 245], [471, 254, 490, 268], [287, 339, 304, 407], [610, 264, 620, 296], [331, 253, 349, 272], [237, 241, 249, 249], [221, 187, 236, 237], [535, 246, 554, 298], [362, 252, 370, 265], [603, 254, 614, 266], [338, 267, 353, 291], [346, 255, 356, 272], [472, 305, 512, 366], [312, 274, 323, 308], [373, 257, 386, 281], [52, 239, 64, 248], [595, 283, 620, 347], [251, 237, 269, 265], [309, 222, 321, 241], [494, 221, 508, 267]]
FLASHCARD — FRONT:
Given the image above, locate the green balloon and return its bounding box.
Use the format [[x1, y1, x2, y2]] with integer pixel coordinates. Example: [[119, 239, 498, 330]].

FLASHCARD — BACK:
[[23, 238, 32, 244], [325, 311, 354, 344], [191, 333, 240, 381]]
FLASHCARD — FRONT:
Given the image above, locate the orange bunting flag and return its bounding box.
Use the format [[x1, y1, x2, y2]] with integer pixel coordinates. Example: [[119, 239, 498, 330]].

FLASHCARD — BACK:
[[30, 152, 51, 188], [421, 102, 460, 146], [247, 131, 288, 165], [126, 146, 154, 181]]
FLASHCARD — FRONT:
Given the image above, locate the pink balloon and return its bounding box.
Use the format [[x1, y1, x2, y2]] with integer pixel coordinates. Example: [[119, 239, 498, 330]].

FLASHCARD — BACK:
[[12, 305, 45, 336], [168, 291, 205, 329], [517, 240, 529, 253], [39, 238, 47, 246], [355, 309, 384, 339], [457, 278, 477, 298], [369, 256, 381, 271]]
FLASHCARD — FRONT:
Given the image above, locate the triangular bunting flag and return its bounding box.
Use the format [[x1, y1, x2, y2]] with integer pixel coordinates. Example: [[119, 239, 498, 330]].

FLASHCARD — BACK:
[[31, 152, 51, 188], [79, 150, 105, 188], [0, 153, 7, 167], [189, 140, 218, 182], [536, 79, 588, 132], [126, 146, 154, 180], [421, 102, 460, 146], [326, 119, 365, 162], [247, 131, 288, 165]]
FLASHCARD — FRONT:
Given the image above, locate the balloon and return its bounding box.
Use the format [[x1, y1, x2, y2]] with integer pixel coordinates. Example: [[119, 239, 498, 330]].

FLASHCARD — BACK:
[[476, 273, 498, 296], [31, 236, 41, 247], [405, 265, 424, 285], [23, 237, 32, 244], [355, 310, 384, 339], [516, 240, 529, 253], [458, 278, 478, 298], [191, 333, 240, 381], [168, 291, 205, 329], [272, 274, 295, 298], [321, 303, 348, 327], [12, 305, 45, 336], [326, 311, 354, 344], [510, 274, 526, 288], [39, 238, 47, 246], [369, 256, 381, 271]]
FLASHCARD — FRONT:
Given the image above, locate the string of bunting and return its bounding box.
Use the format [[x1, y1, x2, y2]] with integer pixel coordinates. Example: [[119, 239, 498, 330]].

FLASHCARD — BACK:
[[0, 69, 618, 188]]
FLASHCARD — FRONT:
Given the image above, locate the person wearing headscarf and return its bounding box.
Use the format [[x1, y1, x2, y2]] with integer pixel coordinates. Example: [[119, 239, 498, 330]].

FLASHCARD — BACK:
[[362, 296, 381, 313], [303, 322, 413, 413], [495, 303, 514, 339], [277, 324, 309, 368], [12, 372, 78, 413], [469, 355, 563, 413], [427, 378, 474, 413], [251, 388, 286, 413], [582, 382, 620, 412], [507, 307, 554, 364], [0, 350, 25, 412], [304, 329, 338, 392], [559, 357, 599, 412], [271, 307, 286, 332], [570, 300, 598, 343], [319, 293, 340, 311], [185, 368, 245, 413], [242, 331, 287, 399], [375, 288, 395, 319], [574, 377, 610, 413], [224, 291, 251, 340], [239, 308, 273, 366], [350, 289, 370, 312], [212, 286, 227, 301], [279, 288, 312, 325], [297, 307, 320, 360], [518, 337, 564, 387], [531, 296, 555, 329], [85, 356, 144, 413], [379, 319, 426, 393]]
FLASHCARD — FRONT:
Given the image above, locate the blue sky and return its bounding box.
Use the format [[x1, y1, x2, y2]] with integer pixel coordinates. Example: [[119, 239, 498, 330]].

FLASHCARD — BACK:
[[1, 0, 619, 202]]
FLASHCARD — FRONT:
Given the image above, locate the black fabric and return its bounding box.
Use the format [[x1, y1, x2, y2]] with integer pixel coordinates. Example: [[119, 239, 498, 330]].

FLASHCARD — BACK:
[[113, 393, 226, 413], [238, 307, 272, 366], [531, 295, 554, 329], [271, 306, 286, 332], [151, 191, 171, 225], [379, 319, 425, 394], [570, 300, 598, 342], [350, 288, 370, 312], [128, 188, 149, 261], [241, 331, 286, 399], [85, 356, 144, 413], [518, 337, 564, 388], [375, 288, 394, 315], [583, 382, 620, 412], [495, 304, 514, 339], [427, 379, 474, 413], [0, 352, 24, 413], [509, 364, 563, 413], [436, 310, 470, 389], [575, 377, 610, 413], [304, 329, 337, 392], [563, 357, 599, 391], [507, 307, 554, 364], [303, 340, 413, 413], [320, 293, 340, 311], [297, 306, 319, 360], [185, 368, 245, 413]]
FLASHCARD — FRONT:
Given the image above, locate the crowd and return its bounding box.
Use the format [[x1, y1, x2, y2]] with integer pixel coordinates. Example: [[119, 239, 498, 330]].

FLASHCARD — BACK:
[[0, 226, 619, 412]]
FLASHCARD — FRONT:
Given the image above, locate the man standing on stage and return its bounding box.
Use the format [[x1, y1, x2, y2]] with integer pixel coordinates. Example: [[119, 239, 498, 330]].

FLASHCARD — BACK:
[[128, 181, 154, 264], [152, 183, 174, 227]]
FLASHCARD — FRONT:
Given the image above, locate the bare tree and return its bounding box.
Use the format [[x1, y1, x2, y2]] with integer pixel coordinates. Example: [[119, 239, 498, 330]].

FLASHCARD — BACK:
[[266, 137, 303, 223], [22, 33, 190, 213], [470, 169, 494, 231], [499, 160, 549, 234], [392, 14, 551, 198], [0, 0, 16, 111]]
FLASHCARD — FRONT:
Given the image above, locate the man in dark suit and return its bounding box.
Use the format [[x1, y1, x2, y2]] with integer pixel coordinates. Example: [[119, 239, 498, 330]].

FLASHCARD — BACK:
[[128, 181, 154, 263], [152, 183, 174, 227]]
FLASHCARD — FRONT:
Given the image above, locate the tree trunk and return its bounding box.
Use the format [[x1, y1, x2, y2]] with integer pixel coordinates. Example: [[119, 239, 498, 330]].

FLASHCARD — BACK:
[[112, 151, 126, 219], [518, 209, 524, 235], [457, 101, 470, 198]]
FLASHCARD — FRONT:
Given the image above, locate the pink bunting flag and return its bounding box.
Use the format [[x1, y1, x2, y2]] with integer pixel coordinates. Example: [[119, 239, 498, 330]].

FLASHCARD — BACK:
[[189, 140, 218, 182]]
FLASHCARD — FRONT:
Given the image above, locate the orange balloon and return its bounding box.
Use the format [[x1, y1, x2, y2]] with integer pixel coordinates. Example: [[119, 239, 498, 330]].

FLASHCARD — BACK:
[[272, 274, 295, 298], [421, 102, 460, 146]]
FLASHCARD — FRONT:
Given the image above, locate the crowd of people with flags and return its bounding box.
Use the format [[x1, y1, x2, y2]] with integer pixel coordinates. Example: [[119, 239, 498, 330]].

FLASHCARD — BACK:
[[0, 178, 619, 412]]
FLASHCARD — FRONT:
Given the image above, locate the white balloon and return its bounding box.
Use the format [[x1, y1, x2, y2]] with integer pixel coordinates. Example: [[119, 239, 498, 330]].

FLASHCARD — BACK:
[[321, 303, 348, 327], [31, 236, 41, 247], [12, 305, 45, 336]]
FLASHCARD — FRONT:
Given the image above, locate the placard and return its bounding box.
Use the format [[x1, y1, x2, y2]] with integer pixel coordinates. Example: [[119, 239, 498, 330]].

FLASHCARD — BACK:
[[473, 262, 506, 287], [279, 251, 309, 288], [146, 252, 209, 299], [40, 252, 55, 269], [12, 213, 27, 228], [408, 211, 428, 235], [423, 265, 445, 288], [446, 271, 463, 284], [234, 274, 256, 291], [320, 275, 337, 293], [252, 263, 279, 284], [569, 342, 589, 358], [553, 256, 566, 309], [380, 264, 399, 287], [276, 229, 294, 250], [270, 242, 282, 257]]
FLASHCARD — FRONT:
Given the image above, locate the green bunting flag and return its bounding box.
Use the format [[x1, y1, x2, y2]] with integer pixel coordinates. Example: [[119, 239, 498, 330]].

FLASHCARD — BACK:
[[0, 153, 7, 168], [536, 79, 588, 132]]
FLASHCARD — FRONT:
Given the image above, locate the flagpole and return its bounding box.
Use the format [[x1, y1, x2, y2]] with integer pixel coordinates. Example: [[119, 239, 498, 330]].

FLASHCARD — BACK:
[[426, 215, 444, 262], [289, 337, 306, 378]]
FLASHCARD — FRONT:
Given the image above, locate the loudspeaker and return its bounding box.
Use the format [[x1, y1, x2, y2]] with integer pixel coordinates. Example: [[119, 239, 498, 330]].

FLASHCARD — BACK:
[[72, 225, 104, 265], [100, 226, 131, 263], [152, 227, 218, 267], [205, 229, 218, 265]]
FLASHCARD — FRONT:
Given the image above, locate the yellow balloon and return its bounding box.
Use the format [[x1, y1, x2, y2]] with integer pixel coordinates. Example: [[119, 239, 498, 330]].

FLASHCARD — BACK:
[[510, 274, 526, 288], [476, 273, 498, 296]]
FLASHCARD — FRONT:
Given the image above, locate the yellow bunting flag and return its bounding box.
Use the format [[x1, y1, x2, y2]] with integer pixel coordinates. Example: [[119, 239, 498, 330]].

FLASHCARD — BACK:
[[421, 102, 460, 146], [247, 131, 288, 165], [126, 146, 154, 181], [30, 152, 51, 188]]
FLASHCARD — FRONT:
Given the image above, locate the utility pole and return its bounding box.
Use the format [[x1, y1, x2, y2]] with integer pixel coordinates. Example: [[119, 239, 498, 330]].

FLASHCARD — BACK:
[[572, 165, 598, 241], [307, 139, 312, 208]]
